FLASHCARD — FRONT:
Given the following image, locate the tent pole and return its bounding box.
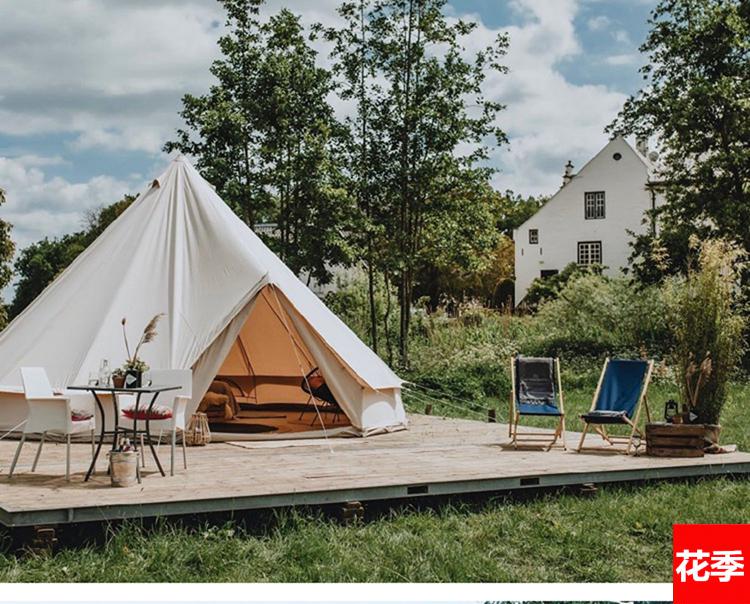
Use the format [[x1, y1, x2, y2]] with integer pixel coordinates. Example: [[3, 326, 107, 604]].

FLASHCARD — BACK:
[[269, 285, 333, 452]]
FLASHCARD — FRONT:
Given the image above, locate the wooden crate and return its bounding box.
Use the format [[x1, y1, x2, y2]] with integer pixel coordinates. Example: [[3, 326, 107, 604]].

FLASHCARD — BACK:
[[646, 423, 705, 458]]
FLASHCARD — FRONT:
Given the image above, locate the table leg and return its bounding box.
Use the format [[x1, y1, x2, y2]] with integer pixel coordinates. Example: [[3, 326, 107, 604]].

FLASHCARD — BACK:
[[131, 392, 142, 446], [85, 391, 106, 482], [145, 392, 165, 476]]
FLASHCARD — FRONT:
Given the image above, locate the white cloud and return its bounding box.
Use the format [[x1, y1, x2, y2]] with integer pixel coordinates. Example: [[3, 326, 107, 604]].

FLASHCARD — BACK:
[[613, 29, 633, 45], [0, 0, 637, 215], [0, 156, 142, 250], [0, 0, 224, 154], [604, 53, 640, 66], [459, 0, 627, 194], [587, 15, 611, 31]]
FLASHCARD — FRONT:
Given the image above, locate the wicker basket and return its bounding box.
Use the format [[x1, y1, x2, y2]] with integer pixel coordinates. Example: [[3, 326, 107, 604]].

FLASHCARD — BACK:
[[185, 412, 211, 446]]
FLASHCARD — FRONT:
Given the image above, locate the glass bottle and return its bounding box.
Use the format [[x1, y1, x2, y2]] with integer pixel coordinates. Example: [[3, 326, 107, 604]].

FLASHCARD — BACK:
[[99, 359, 111, 387]]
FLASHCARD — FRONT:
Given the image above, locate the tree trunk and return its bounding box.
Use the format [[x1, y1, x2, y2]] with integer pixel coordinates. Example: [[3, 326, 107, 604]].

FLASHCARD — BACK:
[[383, 269, 394, 367], [366, 256, 378, 353], [397, 0, 415, 368]]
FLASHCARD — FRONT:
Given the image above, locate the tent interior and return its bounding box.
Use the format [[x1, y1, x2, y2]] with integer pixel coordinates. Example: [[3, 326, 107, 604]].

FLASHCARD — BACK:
[[196, 285, 352, 436]]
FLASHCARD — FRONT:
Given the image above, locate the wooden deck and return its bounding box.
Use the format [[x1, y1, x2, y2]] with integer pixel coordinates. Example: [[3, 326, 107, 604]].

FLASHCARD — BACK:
[[1, 414, 749, 527]]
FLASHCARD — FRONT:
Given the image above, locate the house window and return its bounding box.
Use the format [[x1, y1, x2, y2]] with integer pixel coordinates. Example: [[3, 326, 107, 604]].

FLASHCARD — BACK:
[[584, 191, 606, 219], [540, 269, 559, 279], [528, 229, 539, 244], [578, 241, 602, 266]]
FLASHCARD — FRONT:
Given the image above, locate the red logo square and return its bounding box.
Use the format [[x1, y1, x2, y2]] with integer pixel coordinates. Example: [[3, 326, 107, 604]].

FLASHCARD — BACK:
[[674, 524, 750, 603]]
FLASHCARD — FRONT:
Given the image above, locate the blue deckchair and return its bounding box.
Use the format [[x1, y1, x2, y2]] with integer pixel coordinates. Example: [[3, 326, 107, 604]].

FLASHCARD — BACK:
[[509, 356, 566, 450], [576, 358, 654, 454]]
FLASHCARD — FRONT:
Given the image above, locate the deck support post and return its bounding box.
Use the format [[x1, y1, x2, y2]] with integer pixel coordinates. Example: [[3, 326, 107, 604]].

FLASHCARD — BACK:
[[579, 482, 598, 497], [338, 501, 364, 524], [28, 525, 58, 553]]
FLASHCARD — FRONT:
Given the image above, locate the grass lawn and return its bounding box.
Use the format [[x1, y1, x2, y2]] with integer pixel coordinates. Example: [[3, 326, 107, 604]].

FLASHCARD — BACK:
[[0, 478, 749, 582], [0, 381, 747, 582]]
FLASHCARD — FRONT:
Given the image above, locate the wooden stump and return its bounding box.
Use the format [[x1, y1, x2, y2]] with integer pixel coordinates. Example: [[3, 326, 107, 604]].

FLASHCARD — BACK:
[[646, 423, 705, 458], [185, 412, 211, 446]]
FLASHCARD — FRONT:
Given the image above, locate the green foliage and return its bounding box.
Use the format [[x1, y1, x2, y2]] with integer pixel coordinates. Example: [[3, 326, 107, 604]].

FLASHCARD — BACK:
[[495, 190, 547, 236], [165, 2, 352, 285], [9, 196, 134, 319], [0, 188, 15, 329], [609, 0, 750, 281], [665, 238, 748, 424], [527, 273, 671, 360], [522, 263, 602, 312], [323, 0, 510, 365]]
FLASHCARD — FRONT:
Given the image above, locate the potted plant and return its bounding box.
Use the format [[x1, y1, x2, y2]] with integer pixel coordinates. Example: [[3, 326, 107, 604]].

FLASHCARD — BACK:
[[111, 368, 126, 388], [120, 314, 164, 388], [665, 237, 747, 445]]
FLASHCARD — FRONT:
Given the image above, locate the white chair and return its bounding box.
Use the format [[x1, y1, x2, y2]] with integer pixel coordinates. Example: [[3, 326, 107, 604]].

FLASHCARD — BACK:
[[118, 369, 191, 476], [9, 367, 95, 481]]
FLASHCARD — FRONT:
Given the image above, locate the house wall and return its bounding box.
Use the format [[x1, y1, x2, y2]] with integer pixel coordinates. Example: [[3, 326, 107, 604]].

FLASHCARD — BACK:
[[513, 137, 660, 304]]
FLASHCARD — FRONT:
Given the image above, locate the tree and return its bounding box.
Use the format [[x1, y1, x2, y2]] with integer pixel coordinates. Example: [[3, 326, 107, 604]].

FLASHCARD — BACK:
[[254, 9, 354, 285], [324, 0, 391, 353], [0, 188, 15, 329], [328, 0, 509, 366], [608, 0, 750, 282], [165, 1, 352, 285], [9, 196, 134, 319], [164, 0, 267, 226]]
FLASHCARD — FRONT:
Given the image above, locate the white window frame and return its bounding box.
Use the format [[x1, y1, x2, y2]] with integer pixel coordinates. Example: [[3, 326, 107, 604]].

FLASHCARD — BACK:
[[584, 191, 606, 220], [577, 241, 602, 266], [528, 229, 539, 244]]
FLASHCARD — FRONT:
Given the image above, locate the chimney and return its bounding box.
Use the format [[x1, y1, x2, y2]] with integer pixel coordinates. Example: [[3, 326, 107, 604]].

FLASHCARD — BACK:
[[636, 136, 648, 156], [562, 160, 574, 186]]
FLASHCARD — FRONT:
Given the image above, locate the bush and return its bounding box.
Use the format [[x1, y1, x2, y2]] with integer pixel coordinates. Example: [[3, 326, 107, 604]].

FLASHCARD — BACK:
[[522, 272, 671, 360], [522, 263, 602, 311]]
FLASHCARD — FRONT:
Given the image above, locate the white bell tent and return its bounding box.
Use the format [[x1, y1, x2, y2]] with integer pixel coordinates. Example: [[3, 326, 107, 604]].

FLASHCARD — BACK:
[[0, 156, 406, 438]]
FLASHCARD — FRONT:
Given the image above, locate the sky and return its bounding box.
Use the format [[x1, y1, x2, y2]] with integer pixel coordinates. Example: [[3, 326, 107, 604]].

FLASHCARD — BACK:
[[0, 0, 657, 254]]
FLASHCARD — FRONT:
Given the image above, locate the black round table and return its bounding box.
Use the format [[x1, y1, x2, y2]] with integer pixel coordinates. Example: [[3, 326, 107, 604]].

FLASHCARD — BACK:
[[67, 384, 180, 482]]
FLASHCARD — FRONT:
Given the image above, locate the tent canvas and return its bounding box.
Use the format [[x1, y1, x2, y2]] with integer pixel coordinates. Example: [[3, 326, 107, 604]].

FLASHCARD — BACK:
[[0, 156, 406, 438]]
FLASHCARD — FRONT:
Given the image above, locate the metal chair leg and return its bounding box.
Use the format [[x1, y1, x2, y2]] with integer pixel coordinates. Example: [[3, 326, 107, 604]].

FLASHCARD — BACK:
[[181, 430, 187, 470], [9, 434, 26, 478], [31, 432, 46, 472], [65, 433, 71, 482], [140, 434, 146, 467], [170, 429, 176, 476]]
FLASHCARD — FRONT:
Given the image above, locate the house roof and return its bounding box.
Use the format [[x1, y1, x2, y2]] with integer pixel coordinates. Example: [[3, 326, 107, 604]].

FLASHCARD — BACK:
[[514, 136, 659, 233]]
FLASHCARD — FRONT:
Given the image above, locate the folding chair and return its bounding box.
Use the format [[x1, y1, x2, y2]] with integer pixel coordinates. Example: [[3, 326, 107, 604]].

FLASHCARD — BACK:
[[509, 356, 567, 451], [299, 367, 343, 426], [576, 358, 654, 454]]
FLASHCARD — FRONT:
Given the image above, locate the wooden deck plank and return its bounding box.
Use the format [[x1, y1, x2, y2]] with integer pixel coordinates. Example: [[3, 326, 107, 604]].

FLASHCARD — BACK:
[[1, 414, 749, 526]]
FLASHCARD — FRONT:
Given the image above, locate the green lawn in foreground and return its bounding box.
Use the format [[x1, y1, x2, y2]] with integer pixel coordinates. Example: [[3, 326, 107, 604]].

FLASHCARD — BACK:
[[0, 382, 747, 582], [0, 478, 749, 582]]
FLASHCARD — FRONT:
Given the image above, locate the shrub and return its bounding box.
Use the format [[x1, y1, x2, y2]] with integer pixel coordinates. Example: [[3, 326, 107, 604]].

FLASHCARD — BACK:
[[522, 272, 671, 360], [664, 237, 748, 425], [522, 263, 602, 311]]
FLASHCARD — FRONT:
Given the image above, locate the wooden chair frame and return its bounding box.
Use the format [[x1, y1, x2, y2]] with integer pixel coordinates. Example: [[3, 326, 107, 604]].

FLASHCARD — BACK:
[[509, 356, 567, 451], [576, 358, 654, 455]]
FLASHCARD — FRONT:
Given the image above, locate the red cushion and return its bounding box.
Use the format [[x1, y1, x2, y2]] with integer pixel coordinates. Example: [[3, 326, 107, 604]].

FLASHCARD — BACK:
[[122, 405, 173, 421], [71, 409, 94, 422]]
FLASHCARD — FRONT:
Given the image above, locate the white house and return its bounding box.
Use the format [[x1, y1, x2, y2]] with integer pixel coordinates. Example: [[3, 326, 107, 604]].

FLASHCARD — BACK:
[[513, 135, 663, 305]]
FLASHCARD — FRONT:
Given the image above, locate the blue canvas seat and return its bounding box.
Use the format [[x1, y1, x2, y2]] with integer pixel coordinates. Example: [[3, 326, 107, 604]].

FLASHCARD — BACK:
[[509, 356, 566, 450], [576, 358, 654, 454]]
